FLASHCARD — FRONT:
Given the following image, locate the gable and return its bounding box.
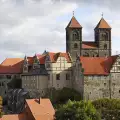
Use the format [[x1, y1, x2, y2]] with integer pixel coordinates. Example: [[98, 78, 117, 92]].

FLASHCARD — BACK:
[[110, 55, 120, 72]]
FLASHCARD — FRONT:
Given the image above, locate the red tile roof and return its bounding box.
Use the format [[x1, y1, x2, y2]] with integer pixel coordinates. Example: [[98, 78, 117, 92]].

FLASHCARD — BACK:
[[37, 54, 46, 64], [27, 57, 33, 65], [95, 18, 111, 29], [82, 42, 98, 49], [80, 55, 118, 75], [0, 58, 24, 74], [1, 113, 26, 120], [26, 98, 55, 120], [48, 52, 72, 63], [66, 16, 82, 28]]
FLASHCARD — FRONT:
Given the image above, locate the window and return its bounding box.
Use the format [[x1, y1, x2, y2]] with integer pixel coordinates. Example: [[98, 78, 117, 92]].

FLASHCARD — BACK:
[[104, 44, 107, 49], [6, 75, 11, 79], [104, 83, 106, 86], [74, 43, 78, 48], [119, 90, 120, 93], [117, 66, 120, 71], [56, 74, 60, 80], [66, 73, 70, 80], [48, 74, 50, 80], [73, 31, 79, 40]]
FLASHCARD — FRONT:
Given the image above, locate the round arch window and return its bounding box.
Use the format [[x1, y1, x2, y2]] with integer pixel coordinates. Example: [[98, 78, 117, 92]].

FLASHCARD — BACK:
[[74, 43, 78, 48]]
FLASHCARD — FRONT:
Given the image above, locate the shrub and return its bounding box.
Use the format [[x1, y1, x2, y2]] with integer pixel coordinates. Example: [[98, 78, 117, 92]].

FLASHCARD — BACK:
[[49, 87, 82, 104], [55, 100, 101, 120], [92, 98, 120, 120]]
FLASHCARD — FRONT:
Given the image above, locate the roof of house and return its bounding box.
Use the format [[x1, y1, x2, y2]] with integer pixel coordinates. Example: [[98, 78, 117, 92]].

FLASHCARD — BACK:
[[26, 98, 55, 120], [0, 58, 24, 74], [48, 52, 72, 63], [82, 42, 98, 49], [95, 18, 111, 29], [66, 16, 82, 28], [80, 55, 118, 75], [1, 113, 26, 120]]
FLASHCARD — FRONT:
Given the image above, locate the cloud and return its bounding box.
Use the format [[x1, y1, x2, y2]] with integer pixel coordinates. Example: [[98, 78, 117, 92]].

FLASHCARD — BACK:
[[0, 0, 78, 63], [0, 0, 120, 63]]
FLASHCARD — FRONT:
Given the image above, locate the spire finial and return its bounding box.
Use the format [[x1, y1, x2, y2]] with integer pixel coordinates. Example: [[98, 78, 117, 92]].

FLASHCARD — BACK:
[[73, 11, 74, 16], [101, 12, 103, 18]]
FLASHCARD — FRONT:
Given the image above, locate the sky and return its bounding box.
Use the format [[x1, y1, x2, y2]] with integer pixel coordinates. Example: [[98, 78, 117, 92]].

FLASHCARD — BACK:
[[0, 0, 120, 63]]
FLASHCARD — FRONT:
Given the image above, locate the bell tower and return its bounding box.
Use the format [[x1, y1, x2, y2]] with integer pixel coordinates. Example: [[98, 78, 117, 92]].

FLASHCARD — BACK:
[[94, 17, 111, 57], [66, 12, 82, 61]]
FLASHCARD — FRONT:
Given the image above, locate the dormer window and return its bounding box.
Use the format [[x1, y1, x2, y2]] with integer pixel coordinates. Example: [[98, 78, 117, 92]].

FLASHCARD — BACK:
[[23, 66, 28, 73], [33, 57, 40, 69]]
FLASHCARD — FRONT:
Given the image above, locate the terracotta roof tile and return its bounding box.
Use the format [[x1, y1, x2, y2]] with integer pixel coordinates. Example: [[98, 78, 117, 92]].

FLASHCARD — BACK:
[[95, 18, 111, 29], [26, 98, 55, 119], [66, 16, 82, 28], [27, 57, 33, 65], [80, 55, 118, 75], [0, 58, 24, 74], [82, 42, 98, 49], [2, 113, 26, 120], [48, 52, 71, 63], [37, 55, 46, 64]]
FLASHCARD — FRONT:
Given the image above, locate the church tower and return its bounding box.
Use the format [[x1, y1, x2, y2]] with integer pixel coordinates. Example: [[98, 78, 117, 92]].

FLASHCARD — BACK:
[[66, 14, 82, 61], [94, 17, 111, 57]]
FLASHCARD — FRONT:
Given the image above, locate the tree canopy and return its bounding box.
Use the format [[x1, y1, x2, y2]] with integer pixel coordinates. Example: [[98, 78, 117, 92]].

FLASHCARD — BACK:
[[55, 100, 101, 120]]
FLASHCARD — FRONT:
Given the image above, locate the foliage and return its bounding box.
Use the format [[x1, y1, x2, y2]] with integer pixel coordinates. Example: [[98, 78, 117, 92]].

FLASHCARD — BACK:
[[0, 111, 4, 118], [92, 98, 120, 120], [49, 87, 82, 104], [55, 100, 101, 120], [7, 78, 22, 89]]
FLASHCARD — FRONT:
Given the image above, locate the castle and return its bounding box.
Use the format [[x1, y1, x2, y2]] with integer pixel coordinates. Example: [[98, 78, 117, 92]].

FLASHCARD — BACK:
[[0, 15, 120, 100]]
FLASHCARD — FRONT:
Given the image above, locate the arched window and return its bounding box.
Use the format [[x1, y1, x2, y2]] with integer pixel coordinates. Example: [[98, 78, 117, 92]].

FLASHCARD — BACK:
[[74, 43, 78, 48], [102, 32, 108, 41], [104, 44, 107, 49], [73, 31, 79, 40]]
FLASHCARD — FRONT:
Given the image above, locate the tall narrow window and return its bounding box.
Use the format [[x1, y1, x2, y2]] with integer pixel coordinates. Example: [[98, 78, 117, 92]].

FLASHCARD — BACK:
[[104, 44, 107, 49], [66, 73, 70, 80], [74, 43, 78, 48], [56, 74, 60, 80]]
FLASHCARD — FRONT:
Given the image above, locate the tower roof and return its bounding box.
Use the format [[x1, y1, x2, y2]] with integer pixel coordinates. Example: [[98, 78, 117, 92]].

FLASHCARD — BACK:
[[66, 16, 82, 29], [95, 18, 111, 29]]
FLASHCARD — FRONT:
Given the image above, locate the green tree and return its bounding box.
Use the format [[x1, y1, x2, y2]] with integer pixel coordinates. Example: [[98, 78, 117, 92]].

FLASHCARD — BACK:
[[92, 98, 120, 120], [55, 100, 101, 120]]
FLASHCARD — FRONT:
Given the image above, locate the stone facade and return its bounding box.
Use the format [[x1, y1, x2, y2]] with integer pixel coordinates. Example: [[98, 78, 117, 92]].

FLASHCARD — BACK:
[[66, 16, 111, 61]]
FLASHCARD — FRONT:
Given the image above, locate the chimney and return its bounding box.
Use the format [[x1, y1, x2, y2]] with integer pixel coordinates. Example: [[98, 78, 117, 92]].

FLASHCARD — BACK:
[[38, 97, 40, 104]]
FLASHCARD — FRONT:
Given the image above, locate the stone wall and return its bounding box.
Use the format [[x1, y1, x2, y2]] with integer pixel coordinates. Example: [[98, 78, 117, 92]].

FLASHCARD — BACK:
[[84, 75, 110, 100]]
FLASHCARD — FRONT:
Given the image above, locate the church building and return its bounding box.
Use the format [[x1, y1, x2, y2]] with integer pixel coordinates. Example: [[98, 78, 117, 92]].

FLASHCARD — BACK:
[[0, 14, 120, 100]]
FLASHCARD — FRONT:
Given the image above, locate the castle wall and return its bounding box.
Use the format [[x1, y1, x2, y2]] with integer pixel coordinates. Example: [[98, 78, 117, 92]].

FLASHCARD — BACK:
[[84, 75, 110, 100]]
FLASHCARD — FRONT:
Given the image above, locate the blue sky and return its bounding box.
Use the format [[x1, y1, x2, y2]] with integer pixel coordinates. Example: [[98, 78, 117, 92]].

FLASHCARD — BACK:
[[0, 0, 120, 62]]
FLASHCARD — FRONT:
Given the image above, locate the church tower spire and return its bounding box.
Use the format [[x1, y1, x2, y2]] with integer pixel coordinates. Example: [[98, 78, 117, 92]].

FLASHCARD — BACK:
[[66, 12, 82, 61]]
